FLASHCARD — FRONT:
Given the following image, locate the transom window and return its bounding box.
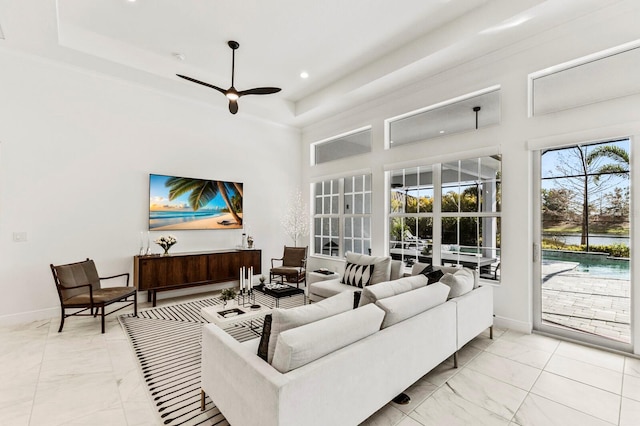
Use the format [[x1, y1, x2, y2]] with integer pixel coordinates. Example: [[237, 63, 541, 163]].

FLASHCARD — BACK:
[[388, 87, 501, 148], [312, 127, 372, 165]]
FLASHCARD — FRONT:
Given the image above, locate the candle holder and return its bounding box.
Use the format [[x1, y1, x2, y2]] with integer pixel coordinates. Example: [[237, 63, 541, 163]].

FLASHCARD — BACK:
[[236, 287, 255, 307]]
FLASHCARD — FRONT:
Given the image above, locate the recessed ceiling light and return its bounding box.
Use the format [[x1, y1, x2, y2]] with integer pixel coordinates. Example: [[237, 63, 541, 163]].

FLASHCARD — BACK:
[[127, 0, 136, 3], [300, 71, 309, 79], [439, 130, 445, 134], [390, 140, 394, 144]]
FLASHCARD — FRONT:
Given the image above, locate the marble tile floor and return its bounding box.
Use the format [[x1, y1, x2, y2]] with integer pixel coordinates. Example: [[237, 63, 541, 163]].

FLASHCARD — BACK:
[[2, 292, 640, 426]]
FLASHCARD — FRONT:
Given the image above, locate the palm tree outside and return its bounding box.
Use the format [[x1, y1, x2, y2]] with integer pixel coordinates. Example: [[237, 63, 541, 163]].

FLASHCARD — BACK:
[[541, 139, 629, 251]]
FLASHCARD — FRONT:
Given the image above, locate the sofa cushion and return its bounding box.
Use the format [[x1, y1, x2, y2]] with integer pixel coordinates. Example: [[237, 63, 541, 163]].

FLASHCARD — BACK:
[[358, 274, 428, 307], [309, 278, 354, 299], [375, 282, 451, 329], [345, 252, 391, 284], [439, 268, 475, 298], [267, 290, 354, 363], [271, 304, 385, 373], [341, 262, 374, 288]]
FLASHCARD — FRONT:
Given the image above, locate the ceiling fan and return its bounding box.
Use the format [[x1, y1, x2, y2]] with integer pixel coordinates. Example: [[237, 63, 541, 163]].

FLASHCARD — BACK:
[[176, 40, 281, 115]]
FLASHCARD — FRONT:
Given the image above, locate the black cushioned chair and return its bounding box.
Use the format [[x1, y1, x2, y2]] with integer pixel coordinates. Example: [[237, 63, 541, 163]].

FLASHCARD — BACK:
[[270, 246, 308, 288], [50, 258, 137, 333]]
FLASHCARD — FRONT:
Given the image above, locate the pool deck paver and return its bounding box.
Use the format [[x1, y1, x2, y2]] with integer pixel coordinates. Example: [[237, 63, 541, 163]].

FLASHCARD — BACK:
[[541, 260, 630, 343]]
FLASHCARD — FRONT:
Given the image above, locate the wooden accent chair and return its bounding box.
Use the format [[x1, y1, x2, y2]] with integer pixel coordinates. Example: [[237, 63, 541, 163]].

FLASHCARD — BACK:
[[270, 246, 308, 288], [50, 258, 137, 333]]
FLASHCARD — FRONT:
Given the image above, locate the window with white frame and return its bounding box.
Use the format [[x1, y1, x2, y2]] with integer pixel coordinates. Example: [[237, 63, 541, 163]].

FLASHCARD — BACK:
[[389, 156, 501, 281], [312, 128, 372, 165], [314, 174, 371, 257], [388, 87, 500, 148]]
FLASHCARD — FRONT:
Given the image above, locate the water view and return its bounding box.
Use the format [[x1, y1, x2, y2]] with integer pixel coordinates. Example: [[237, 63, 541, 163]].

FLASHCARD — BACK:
[[149, 210, 224, 229], [543, 233, 629, 247]]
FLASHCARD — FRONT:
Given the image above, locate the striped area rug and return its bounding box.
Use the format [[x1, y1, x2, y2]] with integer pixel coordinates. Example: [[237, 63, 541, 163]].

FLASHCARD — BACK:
[[119, 292, 305, 426]]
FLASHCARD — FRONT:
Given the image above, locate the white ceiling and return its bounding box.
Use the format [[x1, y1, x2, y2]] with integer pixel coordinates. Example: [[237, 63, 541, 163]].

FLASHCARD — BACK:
[[0, 0, 626, 127]]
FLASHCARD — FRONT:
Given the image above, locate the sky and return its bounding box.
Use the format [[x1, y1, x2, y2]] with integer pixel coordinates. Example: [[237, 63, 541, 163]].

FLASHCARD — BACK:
[[540, 139, 630, 193]]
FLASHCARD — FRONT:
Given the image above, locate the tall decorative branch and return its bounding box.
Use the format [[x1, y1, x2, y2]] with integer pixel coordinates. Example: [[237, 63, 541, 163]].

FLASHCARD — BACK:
[[281, 190, 309, 246]]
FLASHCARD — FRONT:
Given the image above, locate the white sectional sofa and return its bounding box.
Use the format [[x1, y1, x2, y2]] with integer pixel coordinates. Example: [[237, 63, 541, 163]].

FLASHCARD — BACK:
[[200, 258, 493, 426]]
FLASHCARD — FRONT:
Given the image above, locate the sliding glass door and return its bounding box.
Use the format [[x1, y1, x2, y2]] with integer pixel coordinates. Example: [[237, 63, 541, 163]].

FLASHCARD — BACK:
[[533, 139, 632, 351]]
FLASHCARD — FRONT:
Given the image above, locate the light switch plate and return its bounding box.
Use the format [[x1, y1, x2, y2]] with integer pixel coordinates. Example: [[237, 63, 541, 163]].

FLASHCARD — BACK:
[[13, 232, 27, 242]]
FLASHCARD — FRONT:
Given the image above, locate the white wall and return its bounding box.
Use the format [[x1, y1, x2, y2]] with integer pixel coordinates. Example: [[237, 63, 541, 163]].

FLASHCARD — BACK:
[[301, 5, 640, 338], [0, 50, 301, 323]]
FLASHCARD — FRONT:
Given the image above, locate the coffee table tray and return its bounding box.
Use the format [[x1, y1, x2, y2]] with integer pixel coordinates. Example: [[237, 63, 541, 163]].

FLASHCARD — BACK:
[[253, 283, 306, 307], [201, 303, 271, 327]]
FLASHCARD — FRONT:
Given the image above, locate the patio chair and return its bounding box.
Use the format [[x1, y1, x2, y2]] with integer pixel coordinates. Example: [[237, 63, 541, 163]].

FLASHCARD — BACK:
[[50, 258, 137, 333], [480, 262, 500, 280], [270, 246, 308, 288]]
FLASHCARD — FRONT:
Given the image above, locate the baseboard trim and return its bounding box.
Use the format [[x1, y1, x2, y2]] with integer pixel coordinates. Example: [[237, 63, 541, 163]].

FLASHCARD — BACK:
[[0, 307, 58, 327], [494, 316, 532, 334], [1, 284, 237, 328]]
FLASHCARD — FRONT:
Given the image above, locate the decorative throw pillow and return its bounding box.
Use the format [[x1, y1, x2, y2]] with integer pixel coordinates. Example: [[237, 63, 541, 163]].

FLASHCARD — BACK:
[[424, 269, 444, 285], [257, 314, 272, 361], [439, 268, 474, 298], [345, 252, 391, 284], [416, 264, 448, 284], [341, 262, 374, 288], [353, 291, 362, 309], [419, 264, 433, 275]]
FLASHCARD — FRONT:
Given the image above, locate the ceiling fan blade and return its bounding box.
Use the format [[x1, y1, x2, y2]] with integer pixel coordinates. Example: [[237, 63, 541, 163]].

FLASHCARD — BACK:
[[229, 99, 239, 114], [176, 74, 227, 96], [239, 87, 282, 96]]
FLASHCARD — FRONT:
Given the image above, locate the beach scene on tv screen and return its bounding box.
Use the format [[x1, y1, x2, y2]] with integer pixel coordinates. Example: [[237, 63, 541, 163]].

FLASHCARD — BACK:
[[149, 174, 243, 230]]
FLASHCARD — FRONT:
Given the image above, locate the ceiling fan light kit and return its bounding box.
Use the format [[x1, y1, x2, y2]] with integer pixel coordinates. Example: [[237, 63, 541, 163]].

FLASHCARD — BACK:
[[177, 40, 281, 115]]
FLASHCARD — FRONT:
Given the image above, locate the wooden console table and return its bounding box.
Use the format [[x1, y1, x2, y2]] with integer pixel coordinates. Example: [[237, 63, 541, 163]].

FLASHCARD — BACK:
[[133, 249, 261, 307]]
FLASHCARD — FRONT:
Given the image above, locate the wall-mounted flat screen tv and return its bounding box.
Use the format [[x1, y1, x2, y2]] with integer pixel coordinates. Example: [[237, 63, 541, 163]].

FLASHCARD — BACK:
[[149, 174, 243, 230]]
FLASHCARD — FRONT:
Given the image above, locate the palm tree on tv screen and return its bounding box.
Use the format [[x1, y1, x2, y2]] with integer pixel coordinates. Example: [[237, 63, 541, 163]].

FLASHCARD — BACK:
[[165, 177, 243, 225]]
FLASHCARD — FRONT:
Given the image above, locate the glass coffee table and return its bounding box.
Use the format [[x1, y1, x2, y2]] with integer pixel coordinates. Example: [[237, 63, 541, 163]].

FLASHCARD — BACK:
[[253, 283, 306, 307]]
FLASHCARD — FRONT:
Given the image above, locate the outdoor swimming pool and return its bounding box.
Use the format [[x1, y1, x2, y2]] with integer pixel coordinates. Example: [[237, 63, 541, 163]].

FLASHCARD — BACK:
[[574, 260, 630, 280], [543, 251, 630, 280]]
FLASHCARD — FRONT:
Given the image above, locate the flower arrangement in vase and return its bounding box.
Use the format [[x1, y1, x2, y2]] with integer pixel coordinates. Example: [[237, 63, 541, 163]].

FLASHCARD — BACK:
[[155, 235, 177, 255]]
